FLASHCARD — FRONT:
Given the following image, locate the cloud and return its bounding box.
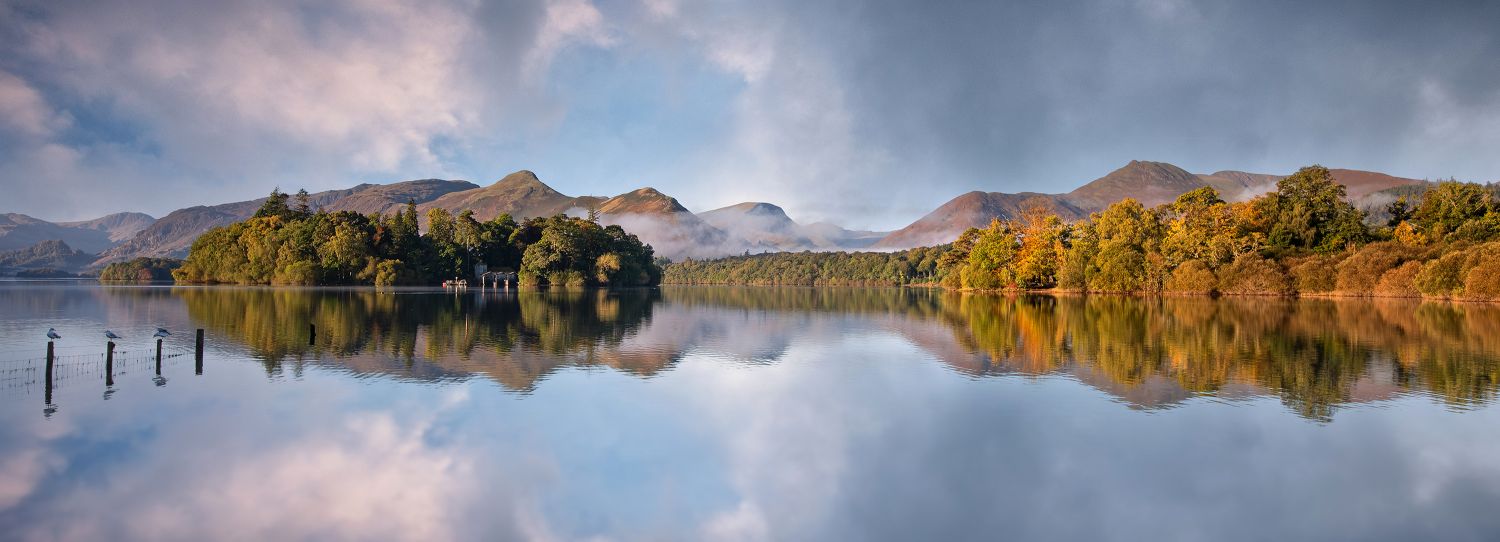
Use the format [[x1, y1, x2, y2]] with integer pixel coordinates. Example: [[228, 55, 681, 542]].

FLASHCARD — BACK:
[[526, 0, 615, 81], [2, 384, 561, 542], [666, 321, 1500, 541], [614, 0, 1500, 228], [0, 0, 607, 219], [619, 2, 895, 228], [15, 0, 487, 164], [0, 70, 69, 140], [3, 0, 1499, 227]]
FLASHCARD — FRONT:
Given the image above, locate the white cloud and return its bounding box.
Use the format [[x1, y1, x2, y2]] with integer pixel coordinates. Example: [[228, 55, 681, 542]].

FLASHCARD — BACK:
[[621, 3, 895, 228], [0, 0, 616, 219], [525, 0, 616, 81], [2, 384, 565, 542], [23, 0, 482, 172], [702, 500, 770, 542]]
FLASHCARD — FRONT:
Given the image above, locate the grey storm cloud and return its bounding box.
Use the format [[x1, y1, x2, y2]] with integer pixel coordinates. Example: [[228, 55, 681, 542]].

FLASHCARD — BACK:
[[657, 0, 1500, 225], [1, 0, 1497, 228]]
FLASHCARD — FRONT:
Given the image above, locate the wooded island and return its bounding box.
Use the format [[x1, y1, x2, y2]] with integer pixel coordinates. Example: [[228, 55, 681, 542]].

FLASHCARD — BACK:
[[172, 190, 661, 287]]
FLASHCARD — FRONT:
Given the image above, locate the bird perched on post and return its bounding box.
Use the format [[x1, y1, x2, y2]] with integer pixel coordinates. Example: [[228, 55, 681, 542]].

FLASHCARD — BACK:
[[104, 330, 122, 340], [47, 328, 61, 340], [154, 327, 171, 338]]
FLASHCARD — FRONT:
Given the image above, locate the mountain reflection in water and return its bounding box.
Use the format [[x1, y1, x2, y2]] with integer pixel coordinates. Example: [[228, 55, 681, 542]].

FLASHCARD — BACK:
[[169, 286, 1500, 420], [4, 284, 1500, 541]]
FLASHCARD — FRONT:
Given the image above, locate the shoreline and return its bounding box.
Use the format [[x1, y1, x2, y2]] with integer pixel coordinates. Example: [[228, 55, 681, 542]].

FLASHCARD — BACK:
[[658, 281, 1500, 303], [12, 279, 1499, 303]]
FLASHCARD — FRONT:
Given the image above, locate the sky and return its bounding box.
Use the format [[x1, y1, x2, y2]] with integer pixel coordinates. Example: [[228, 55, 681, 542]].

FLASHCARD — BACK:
[[1, 0, 1498, 230]]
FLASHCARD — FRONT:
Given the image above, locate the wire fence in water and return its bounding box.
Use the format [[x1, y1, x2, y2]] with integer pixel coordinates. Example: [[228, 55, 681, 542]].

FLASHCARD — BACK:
[[0, 349, 198, 398]]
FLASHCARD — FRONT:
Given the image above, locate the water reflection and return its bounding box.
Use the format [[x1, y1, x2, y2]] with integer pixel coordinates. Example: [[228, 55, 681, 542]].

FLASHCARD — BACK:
[[163, 286, 1500, 420], [177, 288, 669, 391], [4, 285, 1500, 540], [937, 294, 1500, 419]]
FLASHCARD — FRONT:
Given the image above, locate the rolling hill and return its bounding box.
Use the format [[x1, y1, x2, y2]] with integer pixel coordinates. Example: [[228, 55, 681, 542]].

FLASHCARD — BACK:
[[873, 161, 1429, 250]]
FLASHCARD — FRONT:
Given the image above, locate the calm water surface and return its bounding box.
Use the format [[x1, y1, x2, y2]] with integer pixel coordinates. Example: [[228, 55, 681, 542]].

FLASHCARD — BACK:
[[1, 283, 1499, 541]]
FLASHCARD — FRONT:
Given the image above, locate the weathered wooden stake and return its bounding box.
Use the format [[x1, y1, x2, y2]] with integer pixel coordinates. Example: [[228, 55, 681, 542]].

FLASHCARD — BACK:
[[105, 341, 115, 387], [309, 323, 316, 346], [156, 338, 163, 375], [195, 328, 204, 375], [45, 341, 55, 405]]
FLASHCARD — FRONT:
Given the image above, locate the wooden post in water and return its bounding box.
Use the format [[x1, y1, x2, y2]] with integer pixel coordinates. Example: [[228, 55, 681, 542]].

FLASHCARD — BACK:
[[105, 341, 115, 387], [155, 338, 163, 375], [309, 323, 316, 346], [45, 341, 55, 405], [195, 328, 204, 375]]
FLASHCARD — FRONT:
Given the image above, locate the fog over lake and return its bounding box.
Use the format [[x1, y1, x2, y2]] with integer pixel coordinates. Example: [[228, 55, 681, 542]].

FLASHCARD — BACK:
[[2, 284, 1499, 541]]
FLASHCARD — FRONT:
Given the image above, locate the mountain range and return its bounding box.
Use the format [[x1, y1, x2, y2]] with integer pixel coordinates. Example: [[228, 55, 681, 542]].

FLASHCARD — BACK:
[[0, 161, 1442, 274], [872, 161, 1426, 248]]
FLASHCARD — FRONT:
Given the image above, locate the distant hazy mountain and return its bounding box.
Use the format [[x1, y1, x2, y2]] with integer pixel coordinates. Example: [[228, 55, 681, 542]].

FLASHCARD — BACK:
[[700, 202, 888, 251], [594, 188, 728, 259], [0, 212, 153, 253], [56, 212, 157, 243], [700, 202, 812, 250], [874, 160, 1429, 250], [0, 239, 96, 274], [801, 222, 888, 250]]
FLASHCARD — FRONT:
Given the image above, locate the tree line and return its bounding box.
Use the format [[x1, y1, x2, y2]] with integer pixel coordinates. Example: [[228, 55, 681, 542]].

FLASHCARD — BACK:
[[99, 257, 182, 281], [173, 189, 662, 287], [940, 165, 1500, 299], [664, 165, 1500, 300], [662, 246, 950, 286]]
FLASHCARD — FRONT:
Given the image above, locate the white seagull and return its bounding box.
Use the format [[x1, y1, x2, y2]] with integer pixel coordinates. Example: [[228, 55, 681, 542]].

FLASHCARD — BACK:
[[47, 328, 61, 340], [104, 330, 122, 340], [153, 327, 171, 338]]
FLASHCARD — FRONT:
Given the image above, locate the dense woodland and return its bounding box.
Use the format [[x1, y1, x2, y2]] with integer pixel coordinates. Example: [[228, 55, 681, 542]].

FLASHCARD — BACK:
[[662, 246, 949, 286], [666, 166, 1500, 300], [99, 257, 181, 281], [174, 189, 661, 287]]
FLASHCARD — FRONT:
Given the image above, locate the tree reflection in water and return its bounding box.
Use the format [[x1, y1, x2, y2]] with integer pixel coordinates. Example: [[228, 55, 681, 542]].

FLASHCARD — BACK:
[[178, 286, 1500, 420]]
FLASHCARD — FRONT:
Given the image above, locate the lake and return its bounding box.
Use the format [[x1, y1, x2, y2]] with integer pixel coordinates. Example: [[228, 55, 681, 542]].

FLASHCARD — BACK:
[[1, 283, 1499, 541]]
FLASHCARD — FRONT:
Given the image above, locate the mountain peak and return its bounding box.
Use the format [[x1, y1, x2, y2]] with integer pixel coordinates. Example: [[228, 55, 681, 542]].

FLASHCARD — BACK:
[[418, 171, 575, 222], [492, 170, 549, 189], [706, 202, 790, 218], [1064, 160, 1204, 209], [600, 187, 689, 215]]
